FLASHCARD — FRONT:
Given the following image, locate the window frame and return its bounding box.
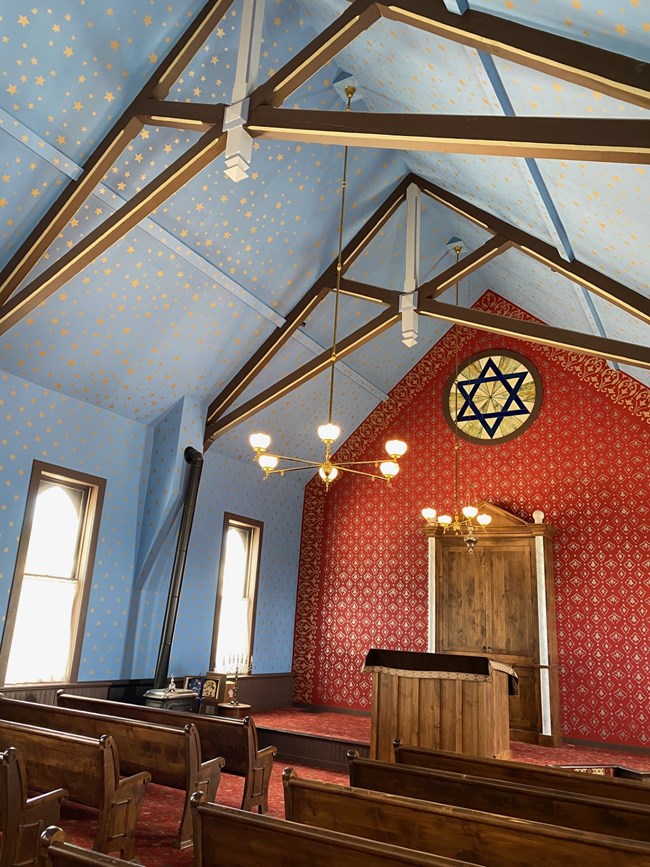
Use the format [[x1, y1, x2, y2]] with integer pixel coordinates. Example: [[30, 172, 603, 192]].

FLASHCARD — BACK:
[[0, 460, 106, 685], [210, 512, 263, 671]]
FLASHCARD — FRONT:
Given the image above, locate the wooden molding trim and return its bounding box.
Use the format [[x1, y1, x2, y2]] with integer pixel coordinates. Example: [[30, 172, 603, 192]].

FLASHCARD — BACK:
[[418, 298, 650, 368], [247, 109, 650, 164], [415, 175, 650, 325], [378, 0, 650, 110], [0, 0, 235, 307], [204, 306, 399, 444]]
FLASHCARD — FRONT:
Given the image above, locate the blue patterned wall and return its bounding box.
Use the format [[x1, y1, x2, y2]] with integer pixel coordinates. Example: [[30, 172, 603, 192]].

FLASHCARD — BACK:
[[0, 367, 305, 681], [168, 447, 306, 677], [0, 369, 152, 680]]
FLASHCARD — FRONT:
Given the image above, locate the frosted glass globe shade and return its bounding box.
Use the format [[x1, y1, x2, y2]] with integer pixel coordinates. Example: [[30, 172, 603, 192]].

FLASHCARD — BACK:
[[437, 514, 452, 526], [258, 454, 278, 471], [462, 505, 478, 519], [477, 513, 492, 526], [379, 461, 399, 479], [317, 422, 341, 443], [385, 439, 407, 458], [249, 432, 271, 451], [319, 465, 339, 482]]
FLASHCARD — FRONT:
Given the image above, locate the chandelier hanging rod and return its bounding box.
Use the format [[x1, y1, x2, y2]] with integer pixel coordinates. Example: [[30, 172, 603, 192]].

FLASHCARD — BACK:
[[249, 84, 407, 489], [421, 242, 491, 550]]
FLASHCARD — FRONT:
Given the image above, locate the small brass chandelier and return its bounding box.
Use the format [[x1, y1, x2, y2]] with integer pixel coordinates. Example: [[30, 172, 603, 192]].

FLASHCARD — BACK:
[[421, 244, 491, 550], [250, 86, 407, 489]]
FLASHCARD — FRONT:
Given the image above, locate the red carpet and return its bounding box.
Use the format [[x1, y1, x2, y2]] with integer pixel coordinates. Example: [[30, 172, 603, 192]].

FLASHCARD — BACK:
[[58, 760, 347, 866], [56, 708, 649, 865]]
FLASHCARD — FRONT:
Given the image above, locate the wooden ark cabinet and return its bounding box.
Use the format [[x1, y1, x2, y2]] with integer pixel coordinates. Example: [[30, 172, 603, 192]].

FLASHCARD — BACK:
[[425, 503, 562, 745]]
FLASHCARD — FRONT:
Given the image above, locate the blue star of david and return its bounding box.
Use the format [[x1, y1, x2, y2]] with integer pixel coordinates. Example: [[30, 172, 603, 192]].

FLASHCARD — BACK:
[[456, 358, 530, 438]]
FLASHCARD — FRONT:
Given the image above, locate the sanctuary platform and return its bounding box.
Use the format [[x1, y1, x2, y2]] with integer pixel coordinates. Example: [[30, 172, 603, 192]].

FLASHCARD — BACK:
[[252, 706, 650, 775]]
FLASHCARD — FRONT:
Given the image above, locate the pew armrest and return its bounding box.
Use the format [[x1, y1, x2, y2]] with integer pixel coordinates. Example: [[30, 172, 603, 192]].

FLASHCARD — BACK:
[[257, 745, 277, 764], [177, 755, 225, 850], [199, 755, 226, 800], [23, 787, 67, 827], [95, 770, 150, 861], [243, 744, 277, 814]]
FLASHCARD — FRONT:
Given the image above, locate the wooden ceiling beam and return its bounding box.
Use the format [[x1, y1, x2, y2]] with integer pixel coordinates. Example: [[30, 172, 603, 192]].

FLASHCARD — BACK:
[[0, 115, 142, 308], [340, 176, 410, 273], [152, 0, 237, 100], [249, 0, 380, 109], [418, 298, 650, 369], [134, 98, 223, 132], [420, 236, 512, 300], [204, 266, 336, 429], [0, 126, 226, 336], [247, 108, 650, 163], [415, 175, 650, 326], [378, 0, 650, 110], [338, 279, 400, 305], [204, 305, 399, 445], [204, 177, 409, 434], [0, 0, 235, 308]]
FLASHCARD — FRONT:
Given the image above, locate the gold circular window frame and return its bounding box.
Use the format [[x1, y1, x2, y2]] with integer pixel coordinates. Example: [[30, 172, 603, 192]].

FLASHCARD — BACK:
[[443, 349, 543, 446]]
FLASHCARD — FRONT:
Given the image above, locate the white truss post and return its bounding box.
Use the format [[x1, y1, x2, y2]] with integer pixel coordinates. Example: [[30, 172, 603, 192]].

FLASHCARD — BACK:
[[224, 0, 266, 182], [401, 182, 421, 347]]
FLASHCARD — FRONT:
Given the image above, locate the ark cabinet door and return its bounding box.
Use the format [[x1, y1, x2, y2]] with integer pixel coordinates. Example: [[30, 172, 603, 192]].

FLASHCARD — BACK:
[[436, 541, 488, 653], [484, 541, 538, 658]]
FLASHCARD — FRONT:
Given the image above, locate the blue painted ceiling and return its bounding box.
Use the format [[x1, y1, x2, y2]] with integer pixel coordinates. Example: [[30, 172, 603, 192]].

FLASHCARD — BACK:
[[0, 0, 648, 463]]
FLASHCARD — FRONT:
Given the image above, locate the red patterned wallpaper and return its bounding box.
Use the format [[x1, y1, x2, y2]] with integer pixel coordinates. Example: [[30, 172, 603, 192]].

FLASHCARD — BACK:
[[292, 291, 650, 747]]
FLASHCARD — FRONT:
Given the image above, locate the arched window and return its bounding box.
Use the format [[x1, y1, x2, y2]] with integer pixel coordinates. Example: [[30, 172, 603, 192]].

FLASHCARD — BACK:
[[0, 462, 105, 685]]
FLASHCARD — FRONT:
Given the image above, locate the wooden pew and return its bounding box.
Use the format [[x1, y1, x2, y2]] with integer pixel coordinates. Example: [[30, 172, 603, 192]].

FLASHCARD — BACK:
[[189, 792, 480, 867], [287, 767, 650, 867], [0, 694, 222, 849], [0, 720, 147, 860], [56, 691, 276, 813], [393, 740, 650, 806], [39, 826, 139, 866], [0, 746, 67, 867], [353, 748, 650, 842]]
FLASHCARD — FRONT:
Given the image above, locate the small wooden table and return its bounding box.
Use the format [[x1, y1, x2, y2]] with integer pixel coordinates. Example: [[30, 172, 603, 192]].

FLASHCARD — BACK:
[[215, 702, 252, 720]]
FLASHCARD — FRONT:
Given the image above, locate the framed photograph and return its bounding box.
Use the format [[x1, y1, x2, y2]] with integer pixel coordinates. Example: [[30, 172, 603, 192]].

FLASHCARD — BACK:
[[201, 672, 225, 702], [183, 675, 203, 694]]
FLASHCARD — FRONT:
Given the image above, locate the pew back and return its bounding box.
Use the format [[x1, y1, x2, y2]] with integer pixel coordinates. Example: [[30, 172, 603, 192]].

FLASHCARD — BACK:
[[290, 768, 650, 867], [57, 692, 256, 775], [189, 793, 479, 867], [394, 741, 650, 806], [0, 693, 223, 849], [56, 692, 276, 813], [0, 694, 193, 788], [0, 719, 148, 859], [0, 719, 117, 810], [350, 749, 650, 842], [1, 746, 66, 867]]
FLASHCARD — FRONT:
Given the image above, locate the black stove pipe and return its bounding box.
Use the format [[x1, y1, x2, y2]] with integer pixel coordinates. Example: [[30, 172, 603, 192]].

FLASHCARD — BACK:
[[153, 445, 204, 689]]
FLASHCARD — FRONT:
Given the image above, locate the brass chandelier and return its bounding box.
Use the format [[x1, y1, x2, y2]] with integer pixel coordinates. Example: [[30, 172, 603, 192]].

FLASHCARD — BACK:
[[250, 86, 407, 489], [421, 244, 491, 550]]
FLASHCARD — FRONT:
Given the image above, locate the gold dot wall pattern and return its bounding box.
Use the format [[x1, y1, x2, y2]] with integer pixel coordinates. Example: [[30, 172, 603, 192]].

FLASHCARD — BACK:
[[0, 370, 151, 680], [168, 448, 306, 677], [292, 290, 650, 746]]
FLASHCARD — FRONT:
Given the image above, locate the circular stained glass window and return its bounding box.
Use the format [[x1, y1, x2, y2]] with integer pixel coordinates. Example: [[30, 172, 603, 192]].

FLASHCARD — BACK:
[[443, 350, 543, 444]]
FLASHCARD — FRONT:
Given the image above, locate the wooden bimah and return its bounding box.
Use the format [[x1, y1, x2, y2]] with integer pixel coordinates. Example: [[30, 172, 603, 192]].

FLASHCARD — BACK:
[[363, 649, 516, 761]]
